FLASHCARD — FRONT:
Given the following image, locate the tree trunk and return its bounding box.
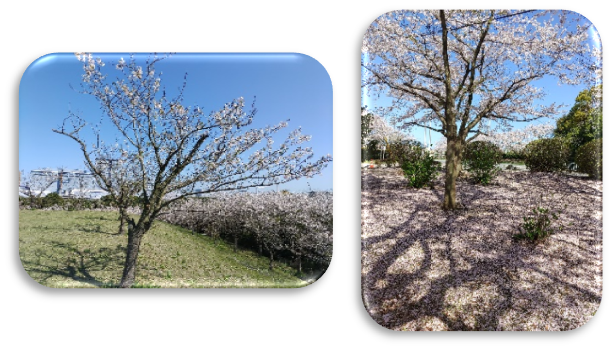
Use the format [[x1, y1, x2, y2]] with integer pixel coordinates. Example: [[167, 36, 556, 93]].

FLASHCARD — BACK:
[[119, 220, 143, 288], [297, 255, 302, 274], [118, 208, 128, 235], [443, 137, 464, 210], [269, 251, 274, 271]]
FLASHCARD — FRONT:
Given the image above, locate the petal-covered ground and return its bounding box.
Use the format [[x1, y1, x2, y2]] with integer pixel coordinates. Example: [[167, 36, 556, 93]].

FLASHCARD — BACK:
[[361, 168, 602, 331]]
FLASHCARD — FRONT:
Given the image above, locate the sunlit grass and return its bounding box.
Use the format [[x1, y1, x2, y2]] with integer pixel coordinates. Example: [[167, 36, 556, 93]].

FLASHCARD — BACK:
[[19, 210, 306, 288]]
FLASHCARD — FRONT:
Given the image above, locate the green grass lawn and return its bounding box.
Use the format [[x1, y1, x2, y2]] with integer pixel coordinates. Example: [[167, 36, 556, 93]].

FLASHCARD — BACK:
[[19, 210, 307, 288]]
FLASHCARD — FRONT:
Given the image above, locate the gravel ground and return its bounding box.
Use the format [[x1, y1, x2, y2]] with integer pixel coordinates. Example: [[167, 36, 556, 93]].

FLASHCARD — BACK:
[[361, 168, 602, 331]]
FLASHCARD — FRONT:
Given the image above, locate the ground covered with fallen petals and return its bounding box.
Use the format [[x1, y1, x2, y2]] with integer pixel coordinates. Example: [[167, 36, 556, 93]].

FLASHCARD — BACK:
[[361, 168, 602, 331]]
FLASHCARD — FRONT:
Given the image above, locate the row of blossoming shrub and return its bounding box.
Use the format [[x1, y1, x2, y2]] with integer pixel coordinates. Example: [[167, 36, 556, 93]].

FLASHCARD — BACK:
[[160, 191, 333, 273]]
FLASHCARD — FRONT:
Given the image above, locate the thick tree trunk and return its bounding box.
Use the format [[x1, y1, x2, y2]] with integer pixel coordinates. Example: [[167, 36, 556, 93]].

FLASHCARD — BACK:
[[443, 137, 464, 210], [119, 221, 144, 288]]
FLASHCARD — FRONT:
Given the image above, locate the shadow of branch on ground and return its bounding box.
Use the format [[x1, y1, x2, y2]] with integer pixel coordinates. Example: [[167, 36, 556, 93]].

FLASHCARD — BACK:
[[21, 241, 126, 287], [361, 169, 602, 331]]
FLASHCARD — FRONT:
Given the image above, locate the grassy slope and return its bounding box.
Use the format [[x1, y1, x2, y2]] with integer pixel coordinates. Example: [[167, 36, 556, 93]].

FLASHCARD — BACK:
[[19, 210, 306, 288]]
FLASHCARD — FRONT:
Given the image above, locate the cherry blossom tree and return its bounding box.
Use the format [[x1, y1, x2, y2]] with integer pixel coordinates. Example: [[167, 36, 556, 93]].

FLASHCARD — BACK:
[[476, 123, 555, 153], [54, 53, 332, 287], [430, 123, 554, 159], [362, 10, 599, 209], [431, 138, 447, 159], [364, 113, 413, 159]]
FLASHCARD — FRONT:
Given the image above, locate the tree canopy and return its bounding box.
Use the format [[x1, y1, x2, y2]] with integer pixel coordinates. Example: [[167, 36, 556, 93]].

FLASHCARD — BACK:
[[554, 85, 602, 160]]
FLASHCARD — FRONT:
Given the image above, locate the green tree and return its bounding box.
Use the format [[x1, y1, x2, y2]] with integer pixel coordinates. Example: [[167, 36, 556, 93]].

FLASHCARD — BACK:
[[554, 85, 602, 162], [575, 139, 602, 179]]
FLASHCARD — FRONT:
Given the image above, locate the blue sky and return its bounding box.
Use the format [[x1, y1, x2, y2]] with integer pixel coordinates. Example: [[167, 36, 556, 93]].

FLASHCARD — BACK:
[[361, 13, 602, 147], [19, 53, 333, 192]]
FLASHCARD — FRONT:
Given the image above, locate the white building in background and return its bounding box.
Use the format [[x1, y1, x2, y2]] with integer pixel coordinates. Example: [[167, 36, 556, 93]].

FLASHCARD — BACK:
[[20, 168, 108, 199]]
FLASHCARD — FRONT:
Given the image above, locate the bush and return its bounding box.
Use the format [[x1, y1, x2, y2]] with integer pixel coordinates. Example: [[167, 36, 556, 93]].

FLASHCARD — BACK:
[[524, 138, 570, 172], [384, 142, 404, 166], [365, 140, 383, 161], [42, 192, 64, 208], [462, 141, 502, 185], [514, 205, 561, 242], [575, 138, 602, 179], [400, 144, 438, 188], [99, 195, 141, 208], [502, 149, 526, 161], [385, 140, 423, 167], [100, 195, 115, 207]]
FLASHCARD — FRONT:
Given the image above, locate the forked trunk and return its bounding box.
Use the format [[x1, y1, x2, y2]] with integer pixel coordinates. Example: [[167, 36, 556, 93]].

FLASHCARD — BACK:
[[119, 220, 144, 288], [443, 137, 464, 210]]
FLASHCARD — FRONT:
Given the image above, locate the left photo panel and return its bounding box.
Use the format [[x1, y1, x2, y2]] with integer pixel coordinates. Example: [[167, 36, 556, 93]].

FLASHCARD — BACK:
[[19, 53, 333, 288]]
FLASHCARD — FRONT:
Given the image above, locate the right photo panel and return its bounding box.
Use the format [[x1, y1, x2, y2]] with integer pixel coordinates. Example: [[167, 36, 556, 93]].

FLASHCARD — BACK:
[[361, 10, 602, 331]]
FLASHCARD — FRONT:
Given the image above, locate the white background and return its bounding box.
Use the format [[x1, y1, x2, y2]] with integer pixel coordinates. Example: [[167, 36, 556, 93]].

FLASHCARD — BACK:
[[3, 0, 610, 348]]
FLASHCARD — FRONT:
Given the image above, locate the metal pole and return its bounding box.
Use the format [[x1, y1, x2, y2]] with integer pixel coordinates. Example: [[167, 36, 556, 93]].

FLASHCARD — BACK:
[[428, 122, 432, 150]]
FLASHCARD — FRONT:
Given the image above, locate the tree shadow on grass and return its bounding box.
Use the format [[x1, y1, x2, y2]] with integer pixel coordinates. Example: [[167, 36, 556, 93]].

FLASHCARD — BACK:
[[361, 169, 602, 331], [21, 241, 126, 287]]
